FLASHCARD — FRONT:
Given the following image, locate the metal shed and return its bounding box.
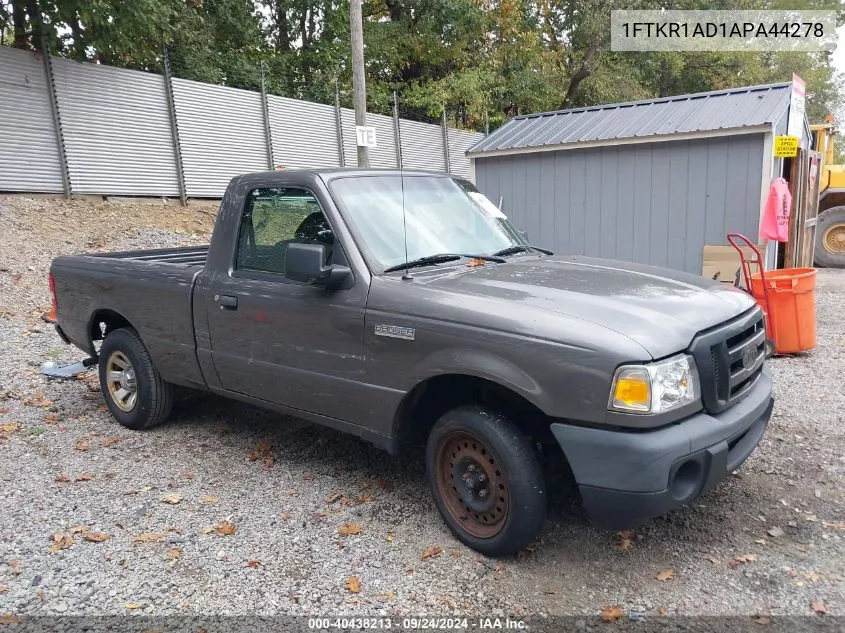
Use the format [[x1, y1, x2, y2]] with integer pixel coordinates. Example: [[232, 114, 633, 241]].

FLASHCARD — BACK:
[[468, 83, 805, 274]]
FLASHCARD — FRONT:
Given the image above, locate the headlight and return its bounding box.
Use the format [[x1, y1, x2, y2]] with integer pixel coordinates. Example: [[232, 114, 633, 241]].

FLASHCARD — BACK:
[[609, 354, 698, 414]]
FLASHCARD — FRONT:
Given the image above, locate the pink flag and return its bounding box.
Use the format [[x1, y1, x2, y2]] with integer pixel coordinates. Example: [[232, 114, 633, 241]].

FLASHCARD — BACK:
[[759, 178, 791, 242]]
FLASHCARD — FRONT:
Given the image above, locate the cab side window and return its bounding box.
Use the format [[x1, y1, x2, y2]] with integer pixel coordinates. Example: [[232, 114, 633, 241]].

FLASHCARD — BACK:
[[236, 187, 335, 275]]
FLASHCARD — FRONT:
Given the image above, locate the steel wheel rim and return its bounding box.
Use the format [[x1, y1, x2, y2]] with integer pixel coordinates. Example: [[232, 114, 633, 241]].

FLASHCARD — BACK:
[[822, 223, 845, 254], [434, 430, 509, 539], [105, 351, 138, 413]]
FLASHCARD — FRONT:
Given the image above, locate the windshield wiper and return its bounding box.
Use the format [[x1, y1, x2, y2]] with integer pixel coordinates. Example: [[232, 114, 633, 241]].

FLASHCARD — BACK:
[[384, 253, 505, 274], [493, 245, 554, 257]]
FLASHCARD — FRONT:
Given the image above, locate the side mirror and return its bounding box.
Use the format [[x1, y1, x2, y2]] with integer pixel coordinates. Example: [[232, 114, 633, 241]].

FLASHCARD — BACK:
[[285, 243, 350, 288]]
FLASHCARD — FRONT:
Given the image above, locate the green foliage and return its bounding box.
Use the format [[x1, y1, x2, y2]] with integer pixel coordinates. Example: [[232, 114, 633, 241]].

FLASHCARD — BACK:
[[2, 0, 842, 131]]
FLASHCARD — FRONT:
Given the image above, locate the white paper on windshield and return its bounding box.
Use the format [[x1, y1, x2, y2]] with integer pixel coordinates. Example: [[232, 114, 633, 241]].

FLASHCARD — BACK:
[[468, 192, 507, 219]]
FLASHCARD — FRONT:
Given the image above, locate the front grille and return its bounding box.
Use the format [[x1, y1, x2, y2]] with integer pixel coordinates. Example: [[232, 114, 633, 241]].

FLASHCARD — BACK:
[[689, 308, 766, 414]]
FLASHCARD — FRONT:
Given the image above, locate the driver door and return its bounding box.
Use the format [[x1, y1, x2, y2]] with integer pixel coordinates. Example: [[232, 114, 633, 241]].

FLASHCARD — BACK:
[[204, 186, 368, 420]]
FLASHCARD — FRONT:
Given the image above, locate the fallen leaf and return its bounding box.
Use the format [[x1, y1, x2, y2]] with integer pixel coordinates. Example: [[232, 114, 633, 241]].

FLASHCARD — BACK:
[[100, 437, 121, 447], [325, 492, 343, 505], [83, 532, 109, 543], [657, 607, 669, 616], [0, 614, 20, 625], [731, 554, 758, 568], [600, 606, 624, 623], [619, 537, 633, 551], [346, 576, 361, 593], [247, 559, 262, 568], [23, 393, 52, 408], [74, 439, 90, 452], [280, 513, 290, 521], [450, 551, 462, 558], [421, 546, 443, 560], [0, 406, 8, 413], [55, 474, 72, 483], [201, 495, 219, 504], [44, 413, 59, 424], [48, 533, 73, 553], [132, 532, 165, 544], [183, 470, 194, 480], [69, 525, 88, 534], [378, 590, 395, 601], [74, 473, 94, 482], [339, 523, 362, 536], [655, 568, 675, 581], [356, 494, 375, 503], [822, 521, 845, 530], [805, 572, 823, 582], [618, 530, 635, 539], [0, 586, 7, 593], [466, 258, 486, 267], [810, 600, 827, 615], [704, 555, 720, 565], [162, 493, 183, 505], [0, 423, 20, 433], [303, 473, 315, 481], [386, 534, 394, 543], [166, 549, 182, 560], [124, 603, 142, 610], [263, 453, 274, 470], [217, 521, 237, 536], [256, 439, 272, 452], [200, 527, 214, 535]]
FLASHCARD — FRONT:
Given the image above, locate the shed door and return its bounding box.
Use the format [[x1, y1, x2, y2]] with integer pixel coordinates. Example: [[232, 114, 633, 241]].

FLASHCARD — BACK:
[[785, 149, 821, 268]]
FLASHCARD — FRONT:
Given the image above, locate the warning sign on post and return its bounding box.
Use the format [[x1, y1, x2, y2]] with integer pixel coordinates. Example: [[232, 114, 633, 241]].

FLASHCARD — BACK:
[[774, 135, 799, 158], [355, 126, 377, 148]]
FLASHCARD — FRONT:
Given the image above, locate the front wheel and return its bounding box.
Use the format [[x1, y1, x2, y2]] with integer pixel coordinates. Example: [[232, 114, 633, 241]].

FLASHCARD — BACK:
[[98, 327, 173, 430], [426, 406, 546, 556]]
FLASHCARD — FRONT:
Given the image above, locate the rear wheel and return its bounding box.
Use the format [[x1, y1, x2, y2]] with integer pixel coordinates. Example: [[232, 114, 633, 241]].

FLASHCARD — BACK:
[[426, 406, 546, 556], [814, 206, 845, 268], [98, 327, 173, 430]]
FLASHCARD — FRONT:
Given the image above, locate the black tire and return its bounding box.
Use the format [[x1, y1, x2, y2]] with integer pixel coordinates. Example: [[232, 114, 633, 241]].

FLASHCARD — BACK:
[[426, 406, 546, 556], [98, 327, 173, 430], [814, 206, 845, 268]]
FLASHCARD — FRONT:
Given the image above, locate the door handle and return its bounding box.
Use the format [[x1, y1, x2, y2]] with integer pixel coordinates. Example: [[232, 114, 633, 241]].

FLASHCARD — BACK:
[[215, 294, 238, 310]]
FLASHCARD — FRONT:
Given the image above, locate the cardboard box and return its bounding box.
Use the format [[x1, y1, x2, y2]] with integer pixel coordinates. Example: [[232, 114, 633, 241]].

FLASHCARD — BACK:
[[702, 244, 763, 287]]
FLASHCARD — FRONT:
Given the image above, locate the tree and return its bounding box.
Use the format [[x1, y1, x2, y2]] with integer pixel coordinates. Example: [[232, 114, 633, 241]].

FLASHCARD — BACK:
[[2, 0, 842, 131]]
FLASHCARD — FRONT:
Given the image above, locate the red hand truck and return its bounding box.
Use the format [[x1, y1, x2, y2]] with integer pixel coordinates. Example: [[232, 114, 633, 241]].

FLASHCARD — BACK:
[[726, 233, 776, 356]]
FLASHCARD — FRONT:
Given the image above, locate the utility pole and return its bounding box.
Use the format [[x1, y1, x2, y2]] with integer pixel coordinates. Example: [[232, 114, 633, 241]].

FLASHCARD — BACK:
[[349, 0, 370, 168]]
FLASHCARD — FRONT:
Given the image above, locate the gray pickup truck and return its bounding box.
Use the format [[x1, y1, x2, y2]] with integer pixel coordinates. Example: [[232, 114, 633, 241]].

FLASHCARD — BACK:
[[49, 169, 774, 555]]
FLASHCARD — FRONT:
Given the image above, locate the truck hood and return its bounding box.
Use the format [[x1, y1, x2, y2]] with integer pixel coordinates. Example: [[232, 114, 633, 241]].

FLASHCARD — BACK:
[[415, 255, 756, 359]]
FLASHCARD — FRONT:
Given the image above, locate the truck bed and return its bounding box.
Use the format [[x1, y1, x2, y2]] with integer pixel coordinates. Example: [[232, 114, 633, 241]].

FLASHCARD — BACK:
[[51, 245, 210, 390], [89, 245, 209, 267]]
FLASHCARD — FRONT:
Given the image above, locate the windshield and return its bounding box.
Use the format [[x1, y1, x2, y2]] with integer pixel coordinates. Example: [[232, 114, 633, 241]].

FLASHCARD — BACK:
[[328, 175, 527, 271]]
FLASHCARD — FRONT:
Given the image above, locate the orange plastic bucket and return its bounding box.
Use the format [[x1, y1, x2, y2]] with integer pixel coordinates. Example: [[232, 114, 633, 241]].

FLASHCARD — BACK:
[[749, 268, 816, 354]]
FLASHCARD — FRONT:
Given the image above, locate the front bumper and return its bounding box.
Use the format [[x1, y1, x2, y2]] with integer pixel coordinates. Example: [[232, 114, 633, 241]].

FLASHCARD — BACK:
[[550, 364, 773, 530]]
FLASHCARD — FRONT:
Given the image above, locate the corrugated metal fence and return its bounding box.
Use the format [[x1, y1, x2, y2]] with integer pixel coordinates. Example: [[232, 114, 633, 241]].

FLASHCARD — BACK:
[[0, 47, 485, 198]]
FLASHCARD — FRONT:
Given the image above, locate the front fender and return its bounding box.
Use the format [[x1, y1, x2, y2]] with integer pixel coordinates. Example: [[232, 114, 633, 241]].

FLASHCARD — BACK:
[[409, 347, 553, 414]]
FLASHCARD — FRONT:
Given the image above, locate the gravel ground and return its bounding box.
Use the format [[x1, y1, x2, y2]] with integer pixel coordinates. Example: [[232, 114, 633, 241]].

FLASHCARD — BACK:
[[0, 195, 843, 623]]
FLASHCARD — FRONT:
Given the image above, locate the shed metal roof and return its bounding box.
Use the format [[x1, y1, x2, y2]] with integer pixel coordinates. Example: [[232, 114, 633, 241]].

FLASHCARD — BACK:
[[469, 82, 792, 156]]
